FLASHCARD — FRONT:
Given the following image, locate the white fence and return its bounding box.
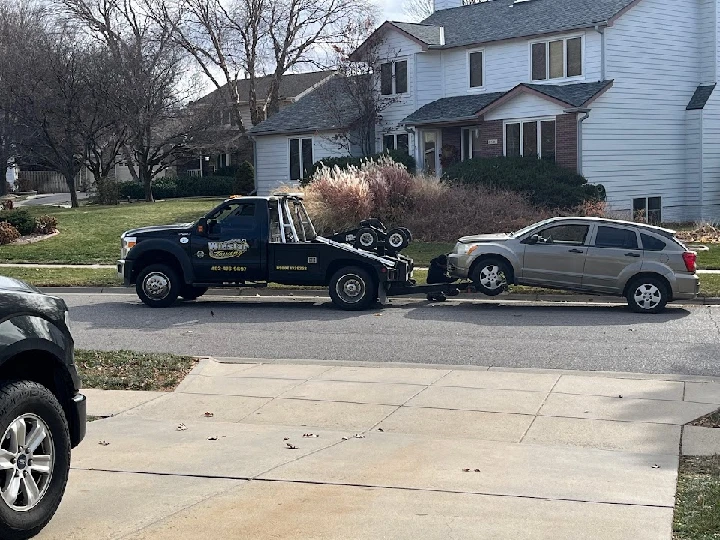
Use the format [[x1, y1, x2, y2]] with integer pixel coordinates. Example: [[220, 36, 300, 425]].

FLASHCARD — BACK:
[[17, 170, 90, 194]]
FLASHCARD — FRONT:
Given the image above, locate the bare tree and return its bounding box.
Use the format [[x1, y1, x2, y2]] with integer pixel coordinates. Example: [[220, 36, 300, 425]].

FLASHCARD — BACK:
[[403, 0, 492, 22], [62, 0, 207, 201]]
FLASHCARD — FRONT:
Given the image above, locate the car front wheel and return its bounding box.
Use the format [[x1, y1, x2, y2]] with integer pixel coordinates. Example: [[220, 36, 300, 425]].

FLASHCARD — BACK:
[[470, 258, 510, 296], [626, 276, 668, 314], [0, 381, 71, 540]]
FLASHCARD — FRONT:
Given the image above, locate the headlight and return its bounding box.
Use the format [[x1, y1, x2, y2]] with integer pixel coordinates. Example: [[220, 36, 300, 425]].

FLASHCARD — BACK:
[[121, 236, 137, 258]]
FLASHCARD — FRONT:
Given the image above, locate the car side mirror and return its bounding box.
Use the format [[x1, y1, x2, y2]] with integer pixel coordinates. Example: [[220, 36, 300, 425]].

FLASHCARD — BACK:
[[196, 217, 208, 236], [527, 234, 539, 245]]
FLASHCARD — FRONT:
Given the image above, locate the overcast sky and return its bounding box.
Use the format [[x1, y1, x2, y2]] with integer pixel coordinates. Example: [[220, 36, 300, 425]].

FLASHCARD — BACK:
[[377, 0, 410, 21]]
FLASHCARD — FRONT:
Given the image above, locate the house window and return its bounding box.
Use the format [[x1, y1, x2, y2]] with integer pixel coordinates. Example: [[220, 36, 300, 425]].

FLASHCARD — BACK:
[[289, 138, 313, 181], [383, 133, 409, 153], [216, 154, 230, 169], [531, 36, 582, 81], [633, 197, 662, 225], [469, 51, 483, 88], [504, 119, 555, 160], [380, 60, 408, 95], [461, 128, 483, 160]]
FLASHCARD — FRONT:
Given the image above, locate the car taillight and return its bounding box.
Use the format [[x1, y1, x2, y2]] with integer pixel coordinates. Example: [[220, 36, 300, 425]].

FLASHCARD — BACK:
[[682, 251, 697, 273]]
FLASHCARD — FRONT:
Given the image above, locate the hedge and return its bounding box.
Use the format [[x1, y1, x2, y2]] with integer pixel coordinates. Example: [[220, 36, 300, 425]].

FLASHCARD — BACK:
[[303, 150, 417, 186], [0, 209, 35, 235], [119, 162, 255, 200], [444, 156, 605, 209]]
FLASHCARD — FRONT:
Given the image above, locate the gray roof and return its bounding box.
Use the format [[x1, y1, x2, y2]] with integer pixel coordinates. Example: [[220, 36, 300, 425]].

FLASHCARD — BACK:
[[687, 85, 716, 110], [403, 81, 612, 125], [403, 92, 506, 125], [416, 0, 636, 49], [248, 75, 369, 136], [197, 70, 333, 105], [392, 22, 444, 46]]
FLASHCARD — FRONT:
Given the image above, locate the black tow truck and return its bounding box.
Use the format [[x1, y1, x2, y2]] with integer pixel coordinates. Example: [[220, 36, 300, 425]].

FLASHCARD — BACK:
[[118, 194, 458, 310]]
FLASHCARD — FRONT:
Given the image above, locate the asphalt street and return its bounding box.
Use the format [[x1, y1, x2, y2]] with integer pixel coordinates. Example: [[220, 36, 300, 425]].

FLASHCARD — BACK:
[[61, 292, 720, 377]]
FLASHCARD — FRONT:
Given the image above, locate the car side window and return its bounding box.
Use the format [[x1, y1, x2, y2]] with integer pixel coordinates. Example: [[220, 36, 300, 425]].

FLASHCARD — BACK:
[[219, 203, 256, 228], [595, 226, 638, 249], [640, 233, 666, 251], [536, 225, 589, 246]]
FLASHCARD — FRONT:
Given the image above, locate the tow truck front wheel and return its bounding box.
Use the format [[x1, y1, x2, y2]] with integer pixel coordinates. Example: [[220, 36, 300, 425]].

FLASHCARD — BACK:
[[329, 267, 375, 311], [136, 264, 180, 308]]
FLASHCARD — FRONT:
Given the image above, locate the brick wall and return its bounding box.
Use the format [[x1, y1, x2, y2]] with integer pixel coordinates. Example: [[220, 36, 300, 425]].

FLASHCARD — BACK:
[[555, 113, 578, 172], [478, 120, 504, 158]]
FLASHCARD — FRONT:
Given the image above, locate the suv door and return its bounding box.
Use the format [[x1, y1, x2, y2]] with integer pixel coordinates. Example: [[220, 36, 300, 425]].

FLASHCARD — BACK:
[[191, 201, 263, 282], [520, 223, 590, 288], [582, 225, 642, 293]]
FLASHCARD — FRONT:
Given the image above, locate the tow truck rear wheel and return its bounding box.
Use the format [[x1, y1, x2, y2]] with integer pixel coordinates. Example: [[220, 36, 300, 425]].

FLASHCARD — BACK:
[[329, 266, 375, 311], [136, 264, 180, 308]]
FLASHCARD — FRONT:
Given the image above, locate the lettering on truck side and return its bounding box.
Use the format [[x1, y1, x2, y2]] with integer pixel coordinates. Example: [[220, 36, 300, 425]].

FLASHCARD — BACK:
[[276, 266, 308, 271]]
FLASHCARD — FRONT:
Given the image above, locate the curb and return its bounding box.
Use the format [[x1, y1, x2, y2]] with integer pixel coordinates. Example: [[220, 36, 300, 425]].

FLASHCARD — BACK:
[[39, 286, 720, 305]]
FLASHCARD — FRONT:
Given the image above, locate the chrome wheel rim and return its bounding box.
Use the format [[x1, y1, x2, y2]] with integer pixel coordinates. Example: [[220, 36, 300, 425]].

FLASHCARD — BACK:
[[336, 274, 366, 304], [388, 232, 404, 248], [359, 233, 374, 247], [479, 264, 505, 290], [143, 272, 171, 300], [633, 283, 661, 310], [0, 414, 54, 512]]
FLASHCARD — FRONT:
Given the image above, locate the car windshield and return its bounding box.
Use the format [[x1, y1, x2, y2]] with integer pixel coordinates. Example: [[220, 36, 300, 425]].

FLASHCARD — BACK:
[[510, 218, 556, 238]]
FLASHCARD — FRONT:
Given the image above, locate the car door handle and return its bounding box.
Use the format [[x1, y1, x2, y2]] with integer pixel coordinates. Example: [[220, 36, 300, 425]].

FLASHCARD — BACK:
[[625, 252, 641, 257], [568, 248, 584, 253]]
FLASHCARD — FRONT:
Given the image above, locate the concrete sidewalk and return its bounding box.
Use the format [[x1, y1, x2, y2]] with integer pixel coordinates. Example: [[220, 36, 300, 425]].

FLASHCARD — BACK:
[[40, 359, 720, 539]]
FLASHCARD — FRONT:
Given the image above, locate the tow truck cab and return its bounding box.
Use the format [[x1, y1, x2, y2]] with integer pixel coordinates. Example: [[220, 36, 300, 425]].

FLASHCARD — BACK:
[[118, 194, 415, 310]]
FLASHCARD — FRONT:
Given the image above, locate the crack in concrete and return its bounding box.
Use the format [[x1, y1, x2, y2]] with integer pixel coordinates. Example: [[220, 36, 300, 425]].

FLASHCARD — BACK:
[[518, 374, 562, 443]]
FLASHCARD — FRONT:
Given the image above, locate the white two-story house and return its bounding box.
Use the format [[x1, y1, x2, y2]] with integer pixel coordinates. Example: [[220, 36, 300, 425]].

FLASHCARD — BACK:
[[249, 0, 720, 223]]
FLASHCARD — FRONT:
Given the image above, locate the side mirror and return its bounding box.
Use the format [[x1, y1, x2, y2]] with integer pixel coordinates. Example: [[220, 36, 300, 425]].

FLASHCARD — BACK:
[[527, 234, 539, 245], [196, 217, 208, 236]]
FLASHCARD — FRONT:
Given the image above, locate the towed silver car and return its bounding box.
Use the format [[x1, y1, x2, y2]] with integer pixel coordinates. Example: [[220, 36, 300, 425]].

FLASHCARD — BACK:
[[447, 217, 699, 313]]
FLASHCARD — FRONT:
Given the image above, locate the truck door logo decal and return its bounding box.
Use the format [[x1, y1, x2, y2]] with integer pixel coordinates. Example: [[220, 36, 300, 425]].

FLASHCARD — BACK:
[[208, 239, 250, 259]]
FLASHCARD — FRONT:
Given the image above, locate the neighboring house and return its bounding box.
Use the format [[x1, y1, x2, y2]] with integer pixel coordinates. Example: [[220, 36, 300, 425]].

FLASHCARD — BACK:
[[178, 70, 334, 178], [249, 0, 720, 223]]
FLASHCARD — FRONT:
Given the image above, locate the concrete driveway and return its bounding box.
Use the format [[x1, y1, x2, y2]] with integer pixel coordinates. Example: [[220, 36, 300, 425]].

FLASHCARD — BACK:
[[39, 359, 720, 539]]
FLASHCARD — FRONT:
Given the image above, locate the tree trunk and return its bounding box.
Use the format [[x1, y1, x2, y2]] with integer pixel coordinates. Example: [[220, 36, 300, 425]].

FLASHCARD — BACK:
[[140, 168, 153, 202], [266, 75, 282, 118], [64, 172, 79, 208]]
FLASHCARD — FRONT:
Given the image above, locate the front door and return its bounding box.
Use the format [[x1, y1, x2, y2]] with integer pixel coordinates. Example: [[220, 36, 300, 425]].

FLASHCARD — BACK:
[[582, 225, 642, 294], [422, 131, 439, 177], [520, 223, 590, 288], [191, 200, 264, 282]]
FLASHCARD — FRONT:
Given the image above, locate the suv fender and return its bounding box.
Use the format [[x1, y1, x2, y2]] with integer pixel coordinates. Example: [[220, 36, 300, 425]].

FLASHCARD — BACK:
[[127, 239, 195, 285]]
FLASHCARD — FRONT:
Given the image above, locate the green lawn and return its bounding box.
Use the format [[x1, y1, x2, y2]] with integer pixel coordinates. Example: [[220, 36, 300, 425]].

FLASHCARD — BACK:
[[696, 246, 720, 270], [0, 267, 121, 287], [0, 199, 221, 264], [673, 455, 720, 540], [403, 242, 455, 266], [75, 349, 196, 391]]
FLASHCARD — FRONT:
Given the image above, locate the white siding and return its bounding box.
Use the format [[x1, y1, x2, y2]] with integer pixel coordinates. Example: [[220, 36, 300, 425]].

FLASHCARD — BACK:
[[374, 31, 423, 148], [700, 0, 717, 84], [581, 0, 701, 222], [441, 30, 602, 97], [484, 92, 565, 121], [416, 52, 443, 108], [685, 110, 703, 221], [702, 90, 720, 222], [254, 132, 354, 196]]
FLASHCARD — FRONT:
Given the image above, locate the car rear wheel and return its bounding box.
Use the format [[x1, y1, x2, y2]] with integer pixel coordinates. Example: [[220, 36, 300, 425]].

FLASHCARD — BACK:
[[329, 266, 375, 311], [0, 381, 70, 540], [470, 258, 510, 297], [626, 276, 668, 314], [136, 264, 180, 308], [180, 286, 208, 301]]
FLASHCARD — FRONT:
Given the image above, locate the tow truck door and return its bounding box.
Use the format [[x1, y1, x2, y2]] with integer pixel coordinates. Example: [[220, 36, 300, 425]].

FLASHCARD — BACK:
[[191, 200, 264, 282]]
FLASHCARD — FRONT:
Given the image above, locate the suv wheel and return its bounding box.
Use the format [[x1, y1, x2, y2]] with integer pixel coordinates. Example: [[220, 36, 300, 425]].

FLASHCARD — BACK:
[[626, 276, 668, 314], [0, 381, 70, 540], [470, 258, 510, 297], [180, 286, 208, 301], [329, 266, 375, 311], [136, 264, 180, 308]]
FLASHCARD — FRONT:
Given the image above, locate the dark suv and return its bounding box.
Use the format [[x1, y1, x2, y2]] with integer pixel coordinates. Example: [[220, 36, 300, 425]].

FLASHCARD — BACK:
[[0, 277, 86, 539]]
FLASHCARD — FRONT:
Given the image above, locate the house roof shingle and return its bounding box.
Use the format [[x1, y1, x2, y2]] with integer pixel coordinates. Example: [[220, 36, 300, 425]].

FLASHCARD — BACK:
[[197, 70, 334, 105], [247, 75, 369, 136], [392, 22, 444, 46], [687, 84, 716, 110], [411, 0, 637, 49], [403, 81, 612, 125]]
